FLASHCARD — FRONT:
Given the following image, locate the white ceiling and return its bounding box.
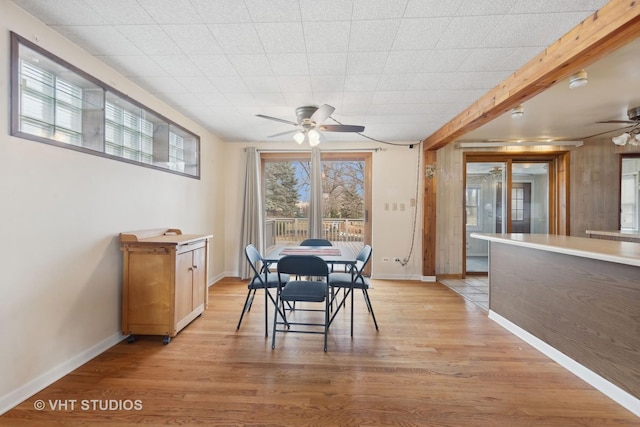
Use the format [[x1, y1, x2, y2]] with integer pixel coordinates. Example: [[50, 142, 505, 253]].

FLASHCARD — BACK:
[[11, 0, 638, 145]]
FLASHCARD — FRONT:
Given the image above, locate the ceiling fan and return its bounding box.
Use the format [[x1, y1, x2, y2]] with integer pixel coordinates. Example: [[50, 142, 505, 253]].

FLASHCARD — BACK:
[[597, 106, 640, 146], [256, 104, 365, 146]]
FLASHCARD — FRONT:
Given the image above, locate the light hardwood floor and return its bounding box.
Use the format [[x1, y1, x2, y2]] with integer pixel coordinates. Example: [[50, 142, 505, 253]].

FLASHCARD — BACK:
[[1, 277, 637, 426]]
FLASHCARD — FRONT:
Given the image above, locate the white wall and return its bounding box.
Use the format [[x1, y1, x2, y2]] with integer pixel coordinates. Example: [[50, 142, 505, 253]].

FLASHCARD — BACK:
[[0, 1, 226, 413], [223, 142, 424, 280]]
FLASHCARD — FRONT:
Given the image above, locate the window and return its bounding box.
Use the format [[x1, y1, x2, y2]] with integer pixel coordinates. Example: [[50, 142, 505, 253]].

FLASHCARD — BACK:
[[465, 186, 480, 227], [512, 187, 524, 221], [11, 32, 200, 179]]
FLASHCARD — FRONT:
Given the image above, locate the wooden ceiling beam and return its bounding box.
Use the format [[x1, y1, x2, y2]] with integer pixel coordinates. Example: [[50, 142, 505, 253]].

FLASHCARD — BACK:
[[422, 0, 640, 151]]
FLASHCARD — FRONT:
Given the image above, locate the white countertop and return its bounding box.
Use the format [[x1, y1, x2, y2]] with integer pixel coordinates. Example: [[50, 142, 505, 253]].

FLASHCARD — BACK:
[[470, 233, 640, 267]]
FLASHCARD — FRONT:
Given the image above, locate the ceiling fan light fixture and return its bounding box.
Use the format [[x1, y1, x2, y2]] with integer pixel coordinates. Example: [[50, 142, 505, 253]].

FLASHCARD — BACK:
[[293, 131, 305, 144], [569, 70, 588, 89], [511, 104, 524, 119], [612, 133, 630, 146], [308, 129, 321, 146]]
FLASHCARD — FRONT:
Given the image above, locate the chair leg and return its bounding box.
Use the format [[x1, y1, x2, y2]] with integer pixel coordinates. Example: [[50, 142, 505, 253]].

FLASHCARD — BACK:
[[271, 289, 280, 349], [363, 289, 379, 330], [263, 286, 269, 338], [324, 296, 329, 352], [350, 285, 355, 337], [236, 289, 255, 330]]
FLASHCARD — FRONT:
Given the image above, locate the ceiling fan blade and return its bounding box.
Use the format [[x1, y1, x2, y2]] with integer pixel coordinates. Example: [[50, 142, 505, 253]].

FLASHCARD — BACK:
[[256, 114, 298, 126], [310, 104, 335, 123], [596, 120, 636, 124], [320, 124, 365, 133], [267, 129, 298, 138]]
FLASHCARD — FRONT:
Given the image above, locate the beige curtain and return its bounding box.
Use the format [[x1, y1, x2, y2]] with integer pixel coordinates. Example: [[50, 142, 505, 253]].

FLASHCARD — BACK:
[[307, 146, 323, 239], [239, 147, 263, 279]]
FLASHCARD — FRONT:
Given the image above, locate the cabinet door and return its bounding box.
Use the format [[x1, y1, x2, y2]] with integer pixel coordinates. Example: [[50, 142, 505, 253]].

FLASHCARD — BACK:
[[191, 247, 207, 309], [175, 251, 194, 322]]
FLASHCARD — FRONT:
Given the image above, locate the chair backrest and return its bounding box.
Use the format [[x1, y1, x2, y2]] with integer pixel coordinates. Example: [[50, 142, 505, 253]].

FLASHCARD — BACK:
[[277, 255, 329, 278], [244, 244, 264, 277], [353, 245, 372, 280], [299, 238, 332, 246]]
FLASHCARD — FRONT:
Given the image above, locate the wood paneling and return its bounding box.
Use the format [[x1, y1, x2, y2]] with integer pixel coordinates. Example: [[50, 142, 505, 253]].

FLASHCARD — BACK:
[[422, 150, 437, 276], [1, 277, 638, 425], [570, 138, 620, 237], [490, 242, 640, 398]]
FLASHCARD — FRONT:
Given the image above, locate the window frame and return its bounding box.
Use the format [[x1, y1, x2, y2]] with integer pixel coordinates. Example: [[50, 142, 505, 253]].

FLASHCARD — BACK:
[[10, 32, 201, 179]]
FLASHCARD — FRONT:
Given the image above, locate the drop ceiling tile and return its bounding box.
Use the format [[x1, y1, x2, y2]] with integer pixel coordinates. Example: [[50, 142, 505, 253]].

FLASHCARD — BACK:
[[162, 24, 224, 54], [310, 75, 345, 93], [253, 92, 287, 107], [298, 0, 355, 22], [458, 47, 542, 72], [227, 54, 273, 76], [277, 76, 312, 92], [303, 21, 351, 53], [96, 55, 167, 77], [403, 0, 463, 17], [52, 26, 142, 56], [481, 12, 593, 48], [349, 19, 400, 52], [129, 76, 187, 94], [372, 91, 405, 104], [116, 25, 182, 55], [376, 74, 412, 91], [344, 74, 379, 91], [255, 23, 306, 53], [456, 0, 514, 16], [392, 17, 452, 50], [508, 0, 608, 13], [190, 54, 238, 76], [419, 49, 473, 72], [207, 23, 264, 54], [12, 0, 106, 25], [352, 0, 407, 20], [342, 92, 373, 111], [307, 53, 347, 75], [149, 55, 204, 77], [178, 76, 220, 93], [346, 52, 388, 74], [435, 15, 502, 48], [243, 76, 282, 93], [136, 0, 202, 24], [383, 51, 429, 74], [85, 0, 154, 24], [212, 75, 251, 93], [244, 0, 302, 22], [282, 92, 315, 107], [267, 54, 309, 76], [190, 0, 252, 23]]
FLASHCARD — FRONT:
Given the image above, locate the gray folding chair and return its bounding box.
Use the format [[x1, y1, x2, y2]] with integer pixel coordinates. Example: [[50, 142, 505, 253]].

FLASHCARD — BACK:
[[237, 244, 289, 337], [272, 255, 331, 351], [328, 245, 378, 337]]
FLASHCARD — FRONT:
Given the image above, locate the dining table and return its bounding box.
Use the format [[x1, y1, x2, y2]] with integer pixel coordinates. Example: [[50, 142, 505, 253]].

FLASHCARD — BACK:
[[262, 245, 357, 269]]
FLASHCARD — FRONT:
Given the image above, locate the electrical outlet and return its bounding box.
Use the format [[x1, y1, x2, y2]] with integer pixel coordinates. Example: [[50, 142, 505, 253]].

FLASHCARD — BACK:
[[394, 257, 401, 262], [382, 257, 389, 262]]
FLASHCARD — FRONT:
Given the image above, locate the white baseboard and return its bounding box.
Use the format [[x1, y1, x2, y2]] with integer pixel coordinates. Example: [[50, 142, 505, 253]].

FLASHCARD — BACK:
[[370, 273, 423, 281], [489, 311, 640, 418], [0, 331, 126, 416]]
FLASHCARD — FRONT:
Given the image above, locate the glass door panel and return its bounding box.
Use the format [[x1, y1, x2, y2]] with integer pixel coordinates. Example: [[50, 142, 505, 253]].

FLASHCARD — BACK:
[[511, 162, 549, 234]]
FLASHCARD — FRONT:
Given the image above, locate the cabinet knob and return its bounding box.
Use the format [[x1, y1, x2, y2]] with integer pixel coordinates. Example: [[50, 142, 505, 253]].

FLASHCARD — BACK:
[[192, 265, 198, 269]]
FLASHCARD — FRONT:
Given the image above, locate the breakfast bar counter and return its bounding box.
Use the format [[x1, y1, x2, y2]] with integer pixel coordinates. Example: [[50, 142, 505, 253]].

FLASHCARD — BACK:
[[470, 233, 640, 413]]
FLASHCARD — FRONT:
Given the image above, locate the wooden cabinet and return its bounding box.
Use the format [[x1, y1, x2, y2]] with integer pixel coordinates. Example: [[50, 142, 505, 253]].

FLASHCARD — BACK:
[[119, 228, 212, 344]]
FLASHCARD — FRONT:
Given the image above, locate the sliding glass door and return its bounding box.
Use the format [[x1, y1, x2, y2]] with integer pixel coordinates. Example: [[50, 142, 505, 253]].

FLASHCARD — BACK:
[[465, 159, 550, 274]]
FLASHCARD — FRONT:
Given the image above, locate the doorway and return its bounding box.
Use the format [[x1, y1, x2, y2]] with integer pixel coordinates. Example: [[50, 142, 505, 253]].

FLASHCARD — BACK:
[[464, 154, 561, 275]]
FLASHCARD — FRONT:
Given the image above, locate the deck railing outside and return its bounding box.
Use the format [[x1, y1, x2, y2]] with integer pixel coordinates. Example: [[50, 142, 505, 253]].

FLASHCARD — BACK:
[[266, 217, 364, 247]]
